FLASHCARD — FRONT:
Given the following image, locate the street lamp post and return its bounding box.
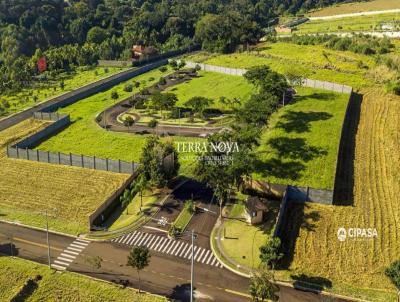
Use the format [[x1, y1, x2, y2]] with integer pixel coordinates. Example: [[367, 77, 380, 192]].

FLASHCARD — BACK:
[[45, 210, 51, 268], [190, 230, 195, 302]]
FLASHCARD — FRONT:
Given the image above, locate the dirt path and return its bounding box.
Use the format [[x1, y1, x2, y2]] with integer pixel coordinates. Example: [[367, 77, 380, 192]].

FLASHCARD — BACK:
[[309, 8, 400, 20]]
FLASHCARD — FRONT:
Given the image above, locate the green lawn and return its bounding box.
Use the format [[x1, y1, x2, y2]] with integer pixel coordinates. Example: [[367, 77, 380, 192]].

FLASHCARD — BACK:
[[296, 13, 400, 34], [173, 202, 194, 232], [106, 189, 161, 231], [0, 66, 127, 119], [0, 257, 165, 302], [254, 86, 349, 189], [35, 66, 201, 177], [164, 71, 253, 111], [185, 42, 375, 89], [221, 202, 279, 269]]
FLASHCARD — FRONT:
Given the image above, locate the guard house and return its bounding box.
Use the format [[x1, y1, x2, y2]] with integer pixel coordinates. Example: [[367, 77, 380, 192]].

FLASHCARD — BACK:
[[245, 197, 268, 225]]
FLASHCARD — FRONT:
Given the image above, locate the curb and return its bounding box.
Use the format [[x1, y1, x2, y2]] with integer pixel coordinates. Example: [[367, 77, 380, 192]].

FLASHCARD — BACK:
[[0, 219, 78, 239]]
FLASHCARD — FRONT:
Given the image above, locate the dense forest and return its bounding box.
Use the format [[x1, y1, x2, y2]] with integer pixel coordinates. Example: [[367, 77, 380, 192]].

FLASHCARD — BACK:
[[0, 0, 356, 92]]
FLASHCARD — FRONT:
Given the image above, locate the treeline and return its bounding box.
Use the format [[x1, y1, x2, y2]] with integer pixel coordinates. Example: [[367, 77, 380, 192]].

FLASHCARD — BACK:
[[282, 34, 394, 55]]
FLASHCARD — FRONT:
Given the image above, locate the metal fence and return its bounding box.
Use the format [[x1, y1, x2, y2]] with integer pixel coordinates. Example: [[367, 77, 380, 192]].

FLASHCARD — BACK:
[[183, 61, 353, 94]]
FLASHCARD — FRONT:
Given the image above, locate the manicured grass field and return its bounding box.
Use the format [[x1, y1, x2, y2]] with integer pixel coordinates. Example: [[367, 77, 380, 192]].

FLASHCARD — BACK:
[[165, 71, 253, 111], [221, 202, 279, 269], [185, 42, 374, 89], [0, 257, 165, 302], [0, 119, 129, 235], [35, 67, 202, 177], [276, 88, 400, 301], [0, 66, 126, 119], [308, 0, 400, 17], [295, 12, 400, 34], [254, 86, 349, 189], [106, 189, 161, 231]]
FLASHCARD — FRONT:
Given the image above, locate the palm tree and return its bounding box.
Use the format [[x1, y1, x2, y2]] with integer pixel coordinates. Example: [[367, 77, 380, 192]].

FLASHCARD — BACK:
[[133, 175, 151, 212]]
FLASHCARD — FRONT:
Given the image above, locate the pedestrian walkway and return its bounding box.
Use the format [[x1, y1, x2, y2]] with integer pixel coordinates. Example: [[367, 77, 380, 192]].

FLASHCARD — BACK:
[[51, 238, 90, 271], [111, 231, 223, 268]]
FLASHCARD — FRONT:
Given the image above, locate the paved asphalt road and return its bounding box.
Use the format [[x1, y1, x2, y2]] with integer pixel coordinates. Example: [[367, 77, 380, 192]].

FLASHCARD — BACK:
[[0, 221, 350, 301]]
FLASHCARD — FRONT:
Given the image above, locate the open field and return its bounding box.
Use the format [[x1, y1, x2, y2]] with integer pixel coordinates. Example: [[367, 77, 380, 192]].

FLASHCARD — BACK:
[[0, 66, 126, 119], [35, 67, 202, 177], [277, 88, 400, 301], [308, 0, 400, 17], [0, 257, 165, 302], [0, 119, 129, 235], [165, 71, 253, 111], [295, 12, 400, 34], [186, 42, 375, 89], [254, 86, 349, 189], [221, 202, 279, 269]]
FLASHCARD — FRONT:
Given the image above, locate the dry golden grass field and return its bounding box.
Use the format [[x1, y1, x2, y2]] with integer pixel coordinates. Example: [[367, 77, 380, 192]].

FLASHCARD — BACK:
[[0, 119, 129, 235], [308, 0, 400, 16], [278, 88, 400, 301]]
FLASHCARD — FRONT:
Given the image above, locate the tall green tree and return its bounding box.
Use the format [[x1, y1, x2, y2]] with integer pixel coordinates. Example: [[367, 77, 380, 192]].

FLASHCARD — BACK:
[[249, 268, 279, 302]]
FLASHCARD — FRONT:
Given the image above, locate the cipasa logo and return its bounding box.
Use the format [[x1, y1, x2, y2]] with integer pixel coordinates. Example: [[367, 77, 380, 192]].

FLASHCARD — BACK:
[[337, 227, 378, 241]]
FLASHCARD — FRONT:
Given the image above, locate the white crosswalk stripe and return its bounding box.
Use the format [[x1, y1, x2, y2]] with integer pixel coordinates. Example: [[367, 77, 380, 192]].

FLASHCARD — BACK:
[[111, 231, 222, 267], [51, 238, 90, 271]]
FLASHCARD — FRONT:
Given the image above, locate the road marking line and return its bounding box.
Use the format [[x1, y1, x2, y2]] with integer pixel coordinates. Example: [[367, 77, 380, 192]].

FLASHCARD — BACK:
[[147, 235, 157, 249], [137, 233, 149, 246], [178, 243, 190, 257], [127, 232, 140, 245], [149, 236, 160, 249], [161, 239, 173, 253], [51, 264, 66, 271], [70, 244, 84, 250], [184, 245, 193, 258], [142, 234, 153, 246], [60, 253, 76, 259], [156, 238, 169, 252], [13, 237, 63, 252], [76, 238, 90, 244], [116, 235, 125, 243], [64, 249, 79, 255], [186, 246, 196, 259], [200, 249, 209, 263], [194, 247, 202, 260], [206, 253, 213, 265], [153, 237, 165, 251], [54, 260, 70, 266], [211, 257, 217, 266], [131, 232, 143, 246], [74, 240, 89, 247], [176, 242, 188, 256], [171, 241, 183, 255], [196, 248, 206, 262], [57, 257, 73, 263], [225, 289, 252, 298], [142, 225, 168, 233], [122, 233, 133, 245], [166, 240, 177, 254]]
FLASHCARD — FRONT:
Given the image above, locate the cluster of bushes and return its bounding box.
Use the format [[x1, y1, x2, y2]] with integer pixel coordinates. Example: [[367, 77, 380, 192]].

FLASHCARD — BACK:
[[283, 34, 394, 55]]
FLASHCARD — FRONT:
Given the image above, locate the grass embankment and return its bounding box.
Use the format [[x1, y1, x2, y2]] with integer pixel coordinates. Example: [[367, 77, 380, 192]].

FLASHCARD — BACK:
[[220, 202, 279, 270], [186, 42, 375, 89], [254, 86, 349, 189], [296, 12, 400, 34], [277, 88, 400, 301], [308, 0, 400, 17], [173, 202, 194, 231], [165, 71, 253, 110], [35, 67, 201, 177], [0, 257, 166, 302], [0, 119, 129, 235], [106, 189, 161, 231], [0, 66, 126, 119]]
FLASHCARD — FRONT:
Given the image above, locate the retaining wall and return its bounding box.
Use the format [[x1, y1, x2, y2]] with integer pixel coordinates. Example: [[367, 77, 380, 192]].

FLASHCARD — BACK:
[[272, 188, 289, 238]]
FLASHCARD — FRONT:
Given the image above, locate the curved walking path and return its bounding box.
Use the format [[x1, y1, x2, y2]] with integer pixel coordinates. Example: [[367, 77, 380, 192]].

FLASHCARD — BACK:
[[97, 70, 223, 137]]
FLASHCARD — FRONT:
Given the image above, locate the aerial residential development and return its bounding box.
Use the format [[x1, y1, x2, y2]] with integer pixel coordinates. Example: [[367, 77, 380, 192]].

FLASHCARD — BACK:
[[0, 0, 399, 301]]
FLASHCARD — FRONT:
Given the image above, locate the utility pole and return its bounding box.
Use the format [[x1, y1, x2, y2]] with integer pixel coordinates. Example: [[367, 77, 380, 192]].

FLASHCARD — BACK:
[[190, 230, 195, 302], [46, 210, 51, 268]]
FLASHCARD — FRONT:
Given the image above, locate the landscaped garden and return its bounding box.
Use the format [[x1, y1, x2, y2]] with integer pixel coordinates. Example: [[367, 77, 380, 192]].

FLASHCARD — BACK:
[[0, 257, 166, 302], [0, 66, 126, 119], [220, 201, 280, 270]]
